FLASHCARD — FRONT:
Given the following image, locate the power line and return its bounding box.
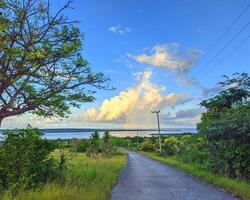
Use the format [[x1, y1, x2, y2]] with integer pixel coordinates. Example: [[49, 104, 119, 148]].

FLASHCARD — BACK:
[[195, 21, 250, 78], [192, 4, 250, 76], [199, 34, 250, 78]]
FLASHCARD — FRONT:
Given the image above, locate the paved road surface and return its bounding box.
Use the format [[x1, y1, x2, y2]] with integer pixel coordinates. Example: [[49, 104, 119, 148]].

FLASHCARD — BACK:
[[110, 151, 239, 200]]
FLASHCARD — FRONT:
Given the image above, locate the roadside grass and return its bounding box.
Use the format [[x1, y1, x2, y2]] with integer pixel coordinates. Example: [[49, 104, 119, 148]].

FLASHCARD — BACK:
[[2, 151, 126, 200], [144, 152, 250, 200]]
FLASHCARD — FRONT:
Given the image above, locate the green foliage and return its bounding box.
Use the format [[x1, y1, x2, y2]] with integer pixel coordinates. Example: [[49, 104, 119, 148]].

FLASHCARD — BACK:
[[199, 103, 250, 141], [140, 140, 155, 152], [110, 137, 132, 148], [207, 138, 250, 180], [141, 73, 250, 183], [103, 131, 110, 146], [178, 135, 209, 165], [200, 73, 250, 111], [198, 73, 250, 181], [102, 131, 115, 154], [163, 136, 180, 156], [0, 126, 56, 192], [87, 131, 102, 158], [56, 149, 69, 175], [2, 152, 126, 200], [162, 135, 209, 165], [110, 136, 146, 151], [0, 0, 110, 124]]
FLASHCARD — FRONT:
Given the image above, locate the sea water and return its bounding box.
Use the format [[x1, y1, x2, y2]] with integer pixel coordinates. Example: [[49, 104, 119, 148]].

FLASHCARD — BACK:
[[0, 128, 197, 140]]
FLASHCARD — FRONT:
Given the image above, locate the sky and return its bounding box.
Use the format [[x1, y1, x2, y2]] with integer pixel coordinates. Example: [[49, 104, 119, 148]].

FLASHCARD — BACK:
[[2, 0, 250, 129]]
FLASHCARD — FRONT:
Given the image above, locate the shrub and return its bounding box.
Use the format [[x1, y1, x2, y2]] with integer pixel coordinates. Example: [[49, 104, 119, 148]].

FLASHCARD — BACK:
[[199, 100, 250, 180], [0, 126, 56, 191], [163, 136, 180, 156], [140, 140, 155, 152], [178, 136, 209, 165]]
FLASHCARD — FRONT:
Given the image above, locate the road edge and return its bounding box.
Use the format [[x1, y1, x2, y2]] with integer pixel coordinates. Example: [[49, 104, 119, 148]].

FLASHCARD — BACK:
[[142, 152, 250, 200]]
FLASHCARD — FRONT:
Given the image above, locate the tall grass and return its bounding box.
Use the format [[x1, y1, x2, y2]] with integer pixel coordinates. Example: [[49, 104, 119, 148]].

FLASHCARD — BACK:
[[144, 152, 250, 200], [2, 151, 126, 200]]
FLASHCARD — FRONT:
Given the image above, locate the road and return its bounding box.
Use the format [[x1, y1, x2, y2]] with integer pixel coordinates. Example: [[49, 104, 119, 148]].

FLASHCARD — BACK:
[[110, 151, 239, 200]]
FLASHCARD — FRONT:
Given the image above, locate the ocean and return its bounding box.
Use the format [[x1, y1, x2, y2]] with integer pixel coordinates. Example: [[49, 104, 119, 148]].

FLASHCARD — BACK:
[[0, 128, 197, 140]]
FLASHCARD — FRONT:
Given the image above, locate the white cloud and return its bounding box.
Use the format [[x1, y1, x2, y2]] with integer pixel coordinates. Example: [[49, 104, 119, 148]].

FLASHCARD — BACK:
[[82, 70, 192, 128], [129, 44, 202, 87], [2, 70, 197, 129], [108, 25, 131, 35]]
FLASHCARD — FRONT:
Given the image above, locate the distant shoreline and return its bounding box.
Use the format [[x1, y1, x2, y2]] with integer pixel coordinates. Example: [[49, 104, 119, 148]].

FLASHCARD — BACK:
[[0, 128, 197, 140], [0, 127, 197, 133]]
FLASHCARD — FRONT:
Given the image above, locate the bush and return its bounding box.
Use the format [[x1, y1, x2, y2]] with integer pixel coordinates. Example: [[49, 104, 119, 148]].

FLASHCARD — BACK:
[[0, 126, 56, 192], [161, 134, 209, 165], [199, 100, 250, 180], [163, 136, 180, 156], [140, 140, 155, 152], [178, 136, 209, 165], [206, 138, 250, 180]]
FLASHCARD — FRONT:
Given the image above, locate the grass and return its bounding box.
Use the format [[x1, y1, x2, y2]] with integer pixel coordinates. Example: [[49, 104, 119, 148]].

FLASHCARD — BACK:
[[2, 151, 127, 200], [144, 152, 250, 200]]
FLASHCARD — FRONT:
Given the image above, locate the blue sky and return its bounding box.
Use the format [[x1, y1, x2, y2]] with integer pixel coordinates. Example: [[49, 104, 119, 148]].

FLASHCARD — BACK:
[[3, 0, 250, 129]]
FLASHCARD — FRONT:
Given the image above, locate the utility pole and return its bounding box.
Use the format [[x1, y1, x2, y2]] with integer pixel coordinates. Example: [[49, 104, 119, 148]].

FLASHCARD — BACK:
[[151, 110, 162, 154]]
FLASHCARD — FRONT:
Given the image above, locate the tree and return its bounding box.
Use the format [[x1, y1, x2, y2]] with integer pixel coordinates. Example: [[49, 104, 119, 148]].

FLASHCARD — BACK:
[[200, 73, 250, 111], [198, 73, 250, 180], [0, 0, 110, 126]]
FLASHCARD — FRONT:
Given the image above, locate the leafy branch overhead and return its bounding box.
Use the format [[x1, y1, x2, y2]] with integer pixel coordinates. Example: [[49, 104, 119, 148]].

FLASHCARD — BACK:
[[200, 73, 250, 111], [0, 0, 111, 124]]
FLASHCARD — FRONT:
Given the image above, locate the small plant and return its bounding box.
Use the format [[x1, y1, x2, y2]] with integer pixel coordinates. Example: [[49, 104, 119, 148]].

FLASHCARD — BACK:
[[57, 149, 69, 173]]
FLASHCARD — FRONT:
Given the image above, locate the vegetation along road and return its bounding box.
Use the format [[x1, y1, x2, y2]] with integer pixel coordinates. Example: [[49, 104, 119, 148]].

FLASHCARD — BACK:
[[110, 151, 239, 200]]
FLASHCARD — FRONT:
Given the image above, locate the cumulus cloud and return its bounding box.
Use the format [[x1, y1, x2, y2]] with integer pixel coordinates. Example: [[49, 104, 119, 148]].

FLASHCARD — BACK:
[[108, 25, 131, 35], [82, 70, 192, 128], [129, 44, 202, 87], [2, 71, 197, 129]]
